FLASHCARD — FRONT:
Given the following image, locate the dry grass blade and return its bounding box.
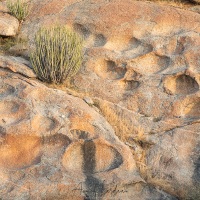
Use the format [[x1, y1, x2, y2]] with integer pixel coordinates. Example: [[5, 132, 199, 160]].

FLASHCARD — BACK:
[[6, 0, 29, 22]]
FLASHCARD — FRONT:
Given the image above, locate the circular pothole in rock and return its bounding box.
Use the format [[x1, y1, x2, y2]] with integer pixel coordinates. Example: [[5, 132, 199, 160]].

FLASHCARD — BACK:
[[0, 134, 41, 170], [73, 23, 91, 39], [104, 36, 140, 51], [119, 80, 140, 91], [62, 139, 123, 175], [94, 34, 107, 47], [173, 97, 200, 118], [164, 74, 199, 95], [31, 115, 59, 133], [183, 100, 200, 118], [95, 59, 126, 80], [129, 53, 170, 75], [0, 100, 28, 126]]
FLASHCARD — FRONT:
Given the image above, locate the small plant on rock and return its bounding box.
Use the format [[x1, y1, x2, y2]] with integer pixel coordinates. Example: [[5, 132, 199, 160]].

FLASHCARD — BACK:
[[30, 25, 84, 84], [6, 0, 29, 22]]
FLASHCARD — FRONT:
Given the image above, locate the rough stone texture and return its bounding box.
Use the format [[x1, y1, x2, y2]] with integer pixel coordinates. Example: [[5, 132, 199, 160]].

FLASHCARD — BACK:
[[1, 0, 199, 199], [192, 0, 200, 3], [0, 55, 36, 78], [0, 12, 19, 36], [190, 5, 200, 13], [0, 2, 8, 13], [0, 63, 178, 199], [0, 66, 150, 200], [83, 96, 94, 105]]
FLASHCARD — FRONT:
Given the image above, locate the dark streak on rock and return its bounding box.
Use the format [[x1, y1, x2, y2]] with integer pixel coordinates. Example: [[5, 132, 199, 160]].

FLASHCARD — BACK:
[[193, 156, 200, 182], [108, 148, 123, 171], [82, 140, 96, 175], [82, 140, 104, 200]]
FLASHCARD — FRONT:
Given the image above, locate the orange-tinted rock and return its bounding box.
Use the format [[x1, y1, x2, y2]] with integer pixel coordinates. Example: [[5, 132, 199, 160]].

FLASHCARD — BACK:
[[0, 134, 41, 169], [1, 0, 199, 199], [0, 60, 145, 199]]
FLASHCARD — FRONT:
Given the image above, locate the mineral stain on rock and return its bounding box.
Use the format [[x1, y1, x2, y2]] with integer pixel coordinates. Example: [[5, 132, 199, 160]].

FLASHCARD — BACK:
[[108, 148, 123, 171], [82, 140, 105, 200], [194, 157, 200, 182]]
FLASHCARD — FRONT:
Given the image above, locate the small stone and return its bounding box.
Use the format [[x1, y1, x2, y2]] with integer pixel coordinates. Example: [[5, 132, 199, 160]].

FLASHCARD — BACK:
[[0, 12, 19, 36], [83, 96, 94, 105]]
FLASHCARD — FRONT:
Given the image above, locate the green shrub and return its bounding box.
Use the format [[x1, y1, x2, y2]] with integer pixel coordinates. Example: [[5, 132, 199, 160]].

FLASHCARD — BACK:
[[6, 0, 29, 22], [30, 25, 84, 84]]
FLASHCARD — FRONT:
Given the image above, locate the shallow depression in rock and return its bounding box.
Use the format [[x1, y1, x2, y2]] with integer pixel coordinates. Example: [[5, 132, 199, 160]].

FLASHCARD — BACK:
[[62, 139, 123, 175], [164, 74, 199, 95], [95, 59, 127, 80], [0, 134, 42, 170]]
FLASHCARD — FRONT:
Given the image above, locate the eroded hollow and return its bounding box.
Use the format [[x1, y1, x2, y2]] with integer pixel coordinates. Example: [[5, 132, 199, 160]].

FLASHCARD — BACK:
[[0, 134, 41, 170], [129, 53, 170, 75], [164, 74, 199, 95], [31, 115, 59, 133], [120, 80, 140, 91], [73, 23, 91, 39], [62, 139, 123, 174], [104, 36, 141, 51], [94, 34, 107, 47], [183, 100, 200, 118], [95, 59, 126, 80], [174, 97, 200, 118], [0, 100, 28, 126]]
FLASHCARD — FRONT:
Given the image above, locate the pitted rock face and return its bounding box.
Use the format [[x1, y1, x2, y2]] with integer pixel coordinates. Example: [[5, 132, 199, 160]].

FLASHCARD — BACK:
[[0, 67, 147, 200], [0, 0, 199, 199]]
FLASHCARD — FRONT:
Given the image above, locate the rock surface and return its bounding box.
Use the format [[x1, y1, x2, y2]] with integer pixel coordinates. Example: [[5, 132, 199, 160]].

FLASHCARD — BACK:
[[0, 2, 8, 13], [190, 5, 200, 13], [0, 55, 36, 78], [192, 0, 200, 3], [0, 64, 178, 199], [0, 0, 199, 199], [0, 12, 19, 36]]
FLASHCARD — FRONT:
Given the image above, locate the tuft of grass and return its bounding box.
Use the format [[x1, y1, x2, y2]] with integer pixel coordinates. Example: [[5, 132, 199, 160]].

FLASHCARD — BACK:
[[6, 0, 29, 22], [30, 25, 84, 84]]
